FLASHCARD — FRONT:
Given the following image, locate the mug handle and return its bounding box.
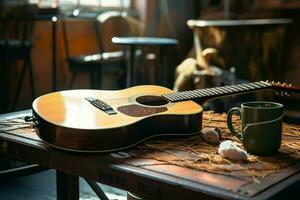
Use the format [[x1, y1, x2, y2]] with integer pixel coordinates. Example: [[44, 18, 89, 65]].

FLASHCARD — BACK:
[[227, 107, 243, 141]]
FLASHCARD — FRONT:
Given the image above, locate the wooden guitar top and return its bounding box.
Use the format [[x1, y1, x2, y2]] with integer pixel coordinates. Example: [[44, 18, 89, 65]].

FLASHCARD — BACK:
[[33, 85, 202, 130]]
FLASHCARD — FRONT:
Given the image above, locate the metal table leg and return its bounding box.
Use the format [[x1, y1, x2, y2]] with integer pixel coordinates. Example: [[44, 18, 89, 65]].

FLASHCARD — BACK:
[[127, 45, 136, 87], [52, 16, 57, 92]]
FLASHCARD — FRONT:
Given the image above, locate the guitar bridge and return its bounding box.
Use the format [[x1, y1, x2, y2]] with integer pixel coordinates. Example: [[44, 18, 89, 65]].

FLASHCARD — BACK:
[[85, 97, 117, 115]]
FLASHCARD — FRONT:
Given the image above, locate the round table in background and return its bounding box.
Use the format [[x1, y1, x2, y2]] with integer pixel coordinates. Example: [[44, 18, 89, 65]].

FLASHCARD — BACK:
[[112, 37, 177, 87]]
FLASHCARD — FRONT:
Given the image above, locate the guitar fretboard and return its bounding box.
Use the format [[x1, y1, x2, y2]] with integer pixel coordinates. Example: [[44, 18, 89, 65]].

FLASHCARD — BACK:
[[162, 81, 272, 102]]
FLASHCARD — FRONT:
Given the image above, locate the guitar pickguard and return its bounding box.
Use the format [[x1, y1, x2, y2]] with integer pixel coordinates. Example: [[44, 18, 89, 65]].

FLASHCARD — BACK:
[[117, 104, 167, 117]]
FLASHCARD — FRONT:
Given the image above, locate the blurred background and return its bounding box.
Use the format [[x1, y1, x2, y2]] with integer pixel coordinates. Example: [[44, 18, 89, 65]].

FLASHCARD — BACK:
[[1, 0, 300, 199], [0, 0, 300, 120]]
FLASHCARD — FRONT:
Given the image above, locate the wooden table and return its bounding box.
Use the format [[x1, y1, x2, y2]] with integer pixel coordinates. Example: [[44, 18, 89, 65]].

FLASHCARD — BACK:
[[0, 110, 300, 200], [112, 37, 177, 87], [187, 19, 292, 82]]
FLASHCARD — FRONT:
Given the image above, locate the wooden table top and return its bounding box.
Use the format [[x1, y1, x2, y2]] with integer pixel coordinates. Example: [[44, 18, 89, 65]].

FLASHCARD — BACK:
[[187, 19, 292, 28], [112, 37, 178, 46], [0, 110, 299, 200]]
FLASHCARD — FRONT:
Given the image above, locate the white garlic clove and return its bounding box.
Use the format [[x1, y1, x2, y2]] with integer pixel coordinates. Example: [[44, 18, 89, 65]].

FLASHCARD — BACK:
[[201, 127, 220, 144], [218, 140, 248, 161]]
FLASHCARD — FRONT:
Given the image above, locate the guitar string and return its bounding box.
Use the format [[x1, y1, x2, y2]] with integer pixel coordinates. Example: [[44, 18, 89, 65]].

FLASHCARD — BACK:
[[163, 81, 271, 102]]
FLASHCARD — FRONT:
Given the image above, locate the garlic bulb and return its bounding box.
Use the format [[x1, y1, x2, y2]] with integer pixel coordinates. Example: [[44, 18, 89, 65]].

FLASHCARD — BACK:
[[218, 140, 248, 161], [201, 127, 222, 144]]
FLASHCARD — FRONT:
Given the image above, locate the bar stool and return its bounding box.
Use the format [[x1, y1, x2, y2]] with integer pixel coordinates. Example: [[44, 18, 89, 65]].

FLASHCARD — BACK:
[[0, 4, 38, 112]]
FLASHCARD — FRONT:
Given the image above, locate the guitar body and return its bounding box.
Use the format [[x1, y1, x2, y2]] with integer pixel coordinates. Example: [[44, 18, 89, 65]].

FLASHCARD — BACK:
[[33, 85, 203, 152]]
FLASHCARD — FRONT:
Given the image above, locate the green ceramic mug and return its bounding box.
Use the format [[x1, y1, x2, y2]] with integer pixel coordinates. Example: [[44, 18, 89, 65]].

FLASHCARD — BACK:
[[227, 101, 284, 156]]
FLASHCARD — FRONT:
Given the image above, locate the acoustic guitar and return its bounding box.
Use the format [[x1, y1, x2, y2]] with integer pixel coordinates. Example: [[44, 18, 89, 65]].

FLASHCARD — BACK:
[[30, 81, 299, 152]]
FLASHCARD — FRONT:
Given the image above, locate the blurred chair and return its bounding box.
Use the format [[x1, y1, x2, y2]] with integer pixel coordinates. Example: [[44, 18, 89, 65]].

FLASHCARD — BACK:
[[0, 3, 42, 180], [0, 3, 38, 112], [0, 3, 44, 179], [62, 11, 131, 89]]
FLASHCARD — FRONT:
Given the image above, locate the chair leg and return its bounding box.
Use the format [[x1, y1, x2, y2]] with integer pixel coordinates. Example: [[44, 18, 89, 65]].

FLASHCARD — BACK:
[[118, 60, 127, 88], [68, 73, 77, 89], [27, 58, 36, 101], [90, 72, 95, 89], [85, 179, 109, 200], [0, 69, 3, 113], [96, 64, 102, 89], [2, 50, 10, 112], [0, 58, 5, 113], [12, 59, 29, 110]]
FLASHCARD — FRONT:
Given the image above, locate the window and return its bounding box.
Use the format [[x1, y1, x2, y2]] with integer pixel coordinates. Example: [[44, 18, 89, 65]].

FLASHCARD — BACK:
[[32, 0, 130, 9]]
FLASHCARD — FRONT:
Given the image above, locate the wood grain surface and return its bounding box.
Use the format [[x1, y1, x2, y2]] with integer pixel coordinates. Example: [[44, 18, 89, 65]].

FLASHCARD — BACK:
[[1, 110, 300, 200]]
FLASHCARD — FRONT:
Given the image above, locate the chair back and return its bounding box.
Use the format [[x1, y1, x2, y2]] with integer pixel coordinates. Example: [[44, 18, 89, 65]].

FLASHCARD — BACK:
[[0, 3, 38, 47], [62, 18, 101, 59], [95, 11, 132, 53]]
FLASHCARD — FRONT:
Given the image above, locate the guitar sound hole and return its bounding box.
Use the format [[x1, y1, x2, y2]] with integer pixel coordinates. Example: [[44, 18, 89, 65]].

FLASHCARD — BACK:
[[135, 95, 169, 106]]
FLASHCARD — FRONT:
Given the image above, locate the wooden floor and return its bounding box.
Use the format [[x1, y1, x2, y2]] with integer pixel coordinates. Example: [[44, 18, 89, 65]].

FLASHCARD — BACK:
[[0, 169, 127, 200]]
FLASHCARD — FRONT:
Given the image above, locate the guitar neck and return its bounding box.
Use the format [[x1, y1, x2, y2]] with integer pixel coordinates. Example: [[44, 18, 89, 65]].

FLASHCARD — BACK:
[[162, 81, 272, 102]]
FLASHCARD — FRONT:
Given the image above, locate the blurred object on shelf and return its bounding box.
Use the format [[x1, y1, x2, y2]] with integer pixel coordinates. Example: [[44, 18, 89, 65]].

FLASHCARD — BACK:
[[174, 47, 225, 92], [187, 19, 292, 82]]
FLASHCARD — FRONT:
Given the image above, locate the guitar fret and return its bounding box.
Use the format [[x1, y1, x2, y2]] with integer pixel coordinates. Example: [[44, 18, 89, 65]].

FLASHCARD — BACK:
[[228, 85, 243, 91], [209, 88, 222, 94], [196, 89, 206, 95], [173, 93, 182, 100], [186, 93, 197, 99], [203, 89, 214, 95], [189, 91, 199, 98], [214, 87, 226, 93], [245, 83, 255, 89], [247, 82, 259, 88], [221, 86, 235, 93], [180, 93, 190, 100], [230, 86, 242, 92], [237, 84, 250, 90], [194, 90, 205, 96], [255, 82, 269, 87], [191, 90, 202, 98], [168, 96, 177, 101], [169, 94, 179, 101], [241, 84, 251, 89], [248, 82, 260, 88], [184, 92, 195, 99], [209, 88, 222, 95], [163, 94, 173, 101], [202, 89, 215, 96], [172, 97, 181, 102], [257, 82, 266, 87], [170, 93, 179, 99], [173, 96, 182, 101], [257, 81, 269, 87], [232, 86, 243, 92], [163, 94, 170, 98], [209, 88, 221, 95], [191, 91, 199, 97], [176, 92, 188, 100]]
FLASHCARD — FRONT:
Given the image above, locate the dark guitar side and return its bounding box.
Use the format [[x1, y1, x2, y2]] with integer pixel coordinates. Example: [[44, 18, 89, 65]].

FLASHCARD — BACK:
[[33, 110, 201, 152], [32, 86, 203, 152]]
